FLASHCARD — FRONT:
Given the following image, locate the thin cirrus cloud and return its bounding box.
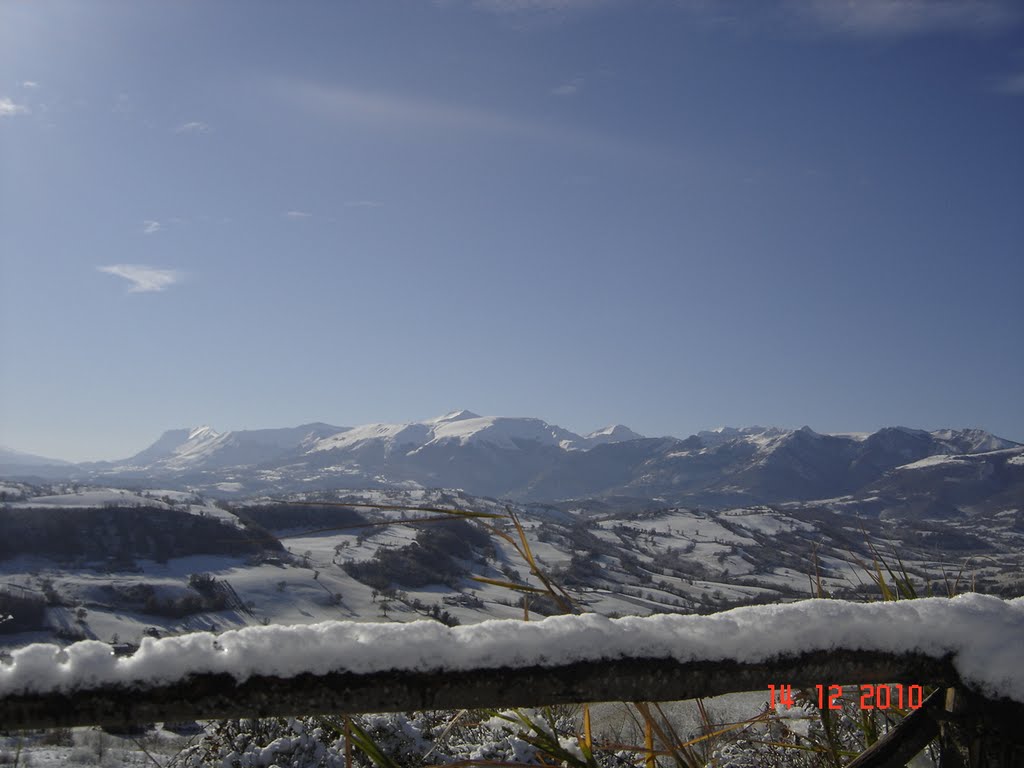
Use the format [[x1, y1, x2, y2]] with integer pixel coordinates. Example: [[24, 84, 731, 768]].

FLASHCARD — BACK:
[[142, 220, 162, 235], [21, 81, 39, 89], [175, 121, 210, 134], [284, 210, 313, 219], [550, 77, 583, 96], [287, 80, 536, 135], [784, 0, 1021, 36], [993, 72, 1024, 94], [97, 265, 182, 293], [281, 80, 646, 161], [0, 97, 30, 117]]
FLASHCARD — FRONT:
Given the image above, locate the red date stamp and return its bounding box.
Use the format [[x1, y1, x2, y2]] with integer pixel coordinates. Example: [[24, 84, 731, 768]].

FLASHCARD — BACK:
[[767, 684, 924, 711]]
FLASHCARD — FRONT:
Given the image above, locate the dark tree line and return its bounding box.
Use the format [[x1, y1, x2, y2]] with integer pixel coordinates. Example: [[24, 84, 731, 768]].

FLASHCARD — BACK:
[[0, 506, 281, 565]]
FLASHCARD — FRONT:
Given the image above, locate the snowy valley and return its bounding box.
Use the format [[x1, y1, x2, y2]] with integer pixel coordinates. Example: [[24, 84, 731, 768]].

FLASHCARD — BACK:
[[1, 481, 1021, 653]]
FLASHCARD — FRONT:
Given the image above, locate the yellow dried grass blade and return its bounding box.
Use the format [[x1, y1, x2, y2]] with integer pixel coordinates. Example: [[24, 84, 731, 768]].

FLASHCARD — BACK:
[[874, 559, 895, 601], [634, 703, 679, 768], [508, 509, 538, 570], [644, 718, 655, 768], [583, 704, 592, 751]]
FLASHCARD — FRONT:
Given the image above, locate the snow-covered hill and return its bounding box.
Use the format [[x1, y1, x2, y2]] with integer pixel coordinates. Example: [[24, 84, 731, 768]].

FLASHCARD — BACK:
[[2, 486, 1021, 654]]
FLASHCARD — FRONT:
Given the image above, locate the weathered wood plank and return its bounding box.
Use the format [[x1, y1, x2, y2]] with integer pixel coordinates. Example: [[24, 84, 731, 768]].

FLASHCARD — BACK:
[[0, 649, 958, 731], [845, 687, 945, 768], [939, 687, 1024, 768]]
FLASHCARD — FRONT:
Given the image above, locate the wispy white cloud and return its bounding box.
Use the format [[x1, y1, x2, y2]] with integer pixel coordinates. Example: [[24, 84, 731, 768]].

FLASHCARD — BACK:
[[97, 265, 182, 293], [285, 210, 313, 219], [550, 77, 583, 96], [993, 72, 1024, 94], [288, 81, 532, 136], [142, 220, 162, 235], [21, 81, 39, 89], [176, 121, 210, 134], [343, 200, 382, 208], [785, 0, 1021, 37], [0, 97, 30, 117], [282, 80, 643, 160]]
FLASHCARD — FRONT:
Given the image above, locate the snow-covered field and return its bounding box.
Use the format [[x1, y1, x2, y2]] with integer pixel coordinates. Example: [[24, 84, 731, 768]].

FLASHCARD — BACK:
[[3, 483, 1021, 654]]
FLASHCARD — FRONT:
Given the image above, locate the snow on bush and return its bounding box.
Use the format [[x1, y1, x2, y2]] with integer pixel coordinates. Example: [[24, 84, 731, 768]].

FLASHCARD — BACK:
[[2, 594, 1022, 702], [178, 710, 567, 768]]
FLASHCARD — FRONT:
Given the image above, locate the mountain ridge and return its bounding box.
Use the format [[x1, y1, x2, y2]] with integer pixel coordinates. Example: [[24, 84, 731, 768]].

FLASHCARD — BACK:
[[2, 413, 1020, 516], [0, 446, 72, 468]]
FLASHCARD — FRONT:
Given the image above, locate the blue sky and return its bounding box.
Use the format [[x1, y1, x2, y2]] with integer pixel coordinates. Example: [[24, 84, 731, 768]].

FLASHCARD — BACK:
[[2, 0, 1022, 462]]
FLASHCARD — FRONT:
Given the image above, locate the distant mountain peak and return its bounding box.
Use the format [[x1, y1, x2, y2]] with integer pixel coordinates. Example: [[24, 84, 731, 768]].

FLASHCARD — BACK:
[[430, 409, 481, 424], [121, 422, 348, 471], [930, 428, 1021, 454], [581, 425, 644, 448], [587, 424, 641, 438]]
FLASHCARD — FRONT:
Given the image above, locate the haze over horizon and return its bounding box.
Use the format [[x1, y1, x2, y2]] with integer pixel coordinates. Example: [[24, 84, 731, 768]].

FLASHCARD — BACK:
[[2, 1, 1022, 463]]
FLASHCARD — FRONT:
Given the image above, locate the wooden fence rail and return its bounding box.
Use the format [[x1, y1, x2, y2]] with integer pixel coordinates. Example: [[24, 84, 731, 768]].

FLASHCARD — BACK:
[[0, 648, 961, 731], [8, 647, 1024, 767]]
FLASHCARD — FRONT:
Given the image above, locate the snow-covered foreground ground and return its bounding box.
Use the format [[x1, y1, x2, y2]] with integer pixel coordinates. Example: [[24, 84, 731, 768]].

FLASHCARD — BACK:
[[0, 726, 196, 767], [0, 695, 793, 768]]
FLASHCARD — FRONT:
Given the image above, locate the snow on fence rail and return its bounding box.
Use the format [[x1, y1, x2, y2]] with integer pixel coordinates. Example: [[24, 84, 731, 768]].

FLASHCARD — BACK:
[[0, 595, 1021, 732]]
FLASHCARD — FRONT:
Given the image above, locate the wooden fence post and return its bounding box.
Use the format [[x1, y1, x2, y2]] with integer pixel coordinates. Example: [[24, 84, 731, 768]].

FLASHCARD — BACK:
[[940, 687, 1024, 767]]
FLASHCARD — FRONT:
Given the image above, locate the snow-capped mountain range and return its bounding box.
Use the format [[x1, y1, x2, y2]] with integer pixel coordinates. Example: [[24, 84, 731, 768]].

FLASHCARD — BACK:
[[98, 411, 646, 473], [2, 413, 1021, 514], [108, 410, 649, 473], [121, 422, 344, 471]]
